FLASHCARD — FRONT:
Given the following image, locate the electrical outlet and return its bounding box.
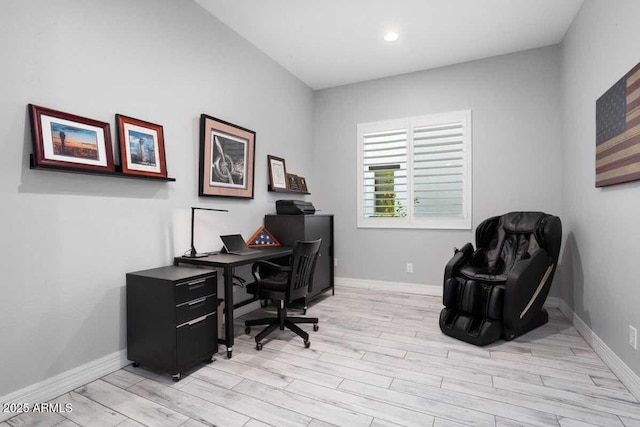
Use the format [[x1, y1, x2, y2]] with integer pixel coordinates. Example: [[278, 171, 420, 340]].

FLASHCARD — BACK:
[[630, 325, 638, 350], [406, 263, 413, 273]]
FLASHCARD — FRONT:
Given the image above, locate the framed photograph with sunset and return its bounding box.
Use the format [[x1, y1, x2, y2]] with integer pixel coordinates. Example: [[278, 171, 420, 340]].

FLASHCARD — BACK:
[[116, 114, 167, 178], [28, 104, 114, 173]]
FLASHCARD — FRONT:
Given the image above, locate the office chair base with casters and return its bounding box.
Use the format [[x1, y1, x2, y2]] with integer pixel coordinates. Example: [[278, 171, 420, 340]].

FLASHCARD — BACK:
[[243, 239, 323, 350], [244, 300, 319, 350]]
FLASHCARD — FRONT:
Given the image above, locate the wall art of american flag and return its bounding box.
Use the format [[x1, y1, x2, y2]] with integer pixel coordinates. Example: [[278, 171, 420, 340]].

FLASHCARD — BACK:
[[596, 61, 640, 187]]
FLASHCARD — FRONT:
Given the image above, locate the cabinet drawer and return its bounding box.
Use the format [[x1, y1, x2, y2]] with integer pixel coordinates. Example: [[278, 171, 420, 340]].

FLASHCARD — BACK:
[[176, 313, 217, 371], [176, 295, 217, 326], [175, 275, 216, 305]]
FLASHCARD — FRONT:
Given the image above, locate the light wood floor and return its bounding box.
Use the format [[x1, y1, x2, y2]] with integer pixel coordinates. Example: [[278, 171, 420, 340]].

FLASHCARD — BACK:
[[5, 286, 640, 427]]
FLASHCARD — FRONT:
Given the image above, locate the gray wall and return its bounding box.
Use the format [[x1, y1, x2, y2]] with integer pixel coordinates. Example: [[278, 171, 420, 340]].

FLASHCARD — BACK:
[[0, 0, 313, 396], [560, 0, 640, 375], [313, 46, 563, 286]]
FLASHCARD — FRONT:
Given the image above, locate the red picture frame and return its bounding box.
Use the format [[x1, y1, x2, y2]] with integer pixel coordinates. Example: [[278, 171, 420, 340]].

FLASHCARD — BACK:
[[29, 104, 114, 173], [116, 114, 168, 178]]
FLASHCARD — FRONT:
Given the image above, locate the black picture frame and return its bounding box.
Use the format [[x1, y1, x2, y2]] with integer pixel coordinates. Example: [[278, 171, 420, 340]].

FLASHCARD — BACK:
[[298, 176, 309, 193], [287, 173, 300, 192], [267, 155, 288, 191], [199, 114, 256, 199]]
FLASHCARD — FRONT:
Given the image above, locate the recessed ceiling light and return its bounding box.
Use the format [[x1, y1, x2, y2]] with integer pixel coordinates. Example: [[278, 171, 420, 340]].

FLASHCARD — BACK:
[[384, 31, 399, 42]]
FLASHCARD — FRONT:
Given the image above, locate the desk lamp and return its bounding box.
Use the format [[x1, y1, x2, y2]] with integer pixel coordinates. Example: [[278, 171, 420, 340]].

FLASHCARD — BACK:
[[186, 206, 228, 258]]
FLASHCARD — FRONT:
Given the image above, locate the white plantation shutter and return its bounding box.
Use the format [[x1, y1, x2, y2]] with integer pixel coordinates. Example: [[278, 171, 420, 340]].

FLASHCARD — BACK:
[[361, 129, 407, 218], [412, 122, 465, 218], [357, 110, 471, 229]]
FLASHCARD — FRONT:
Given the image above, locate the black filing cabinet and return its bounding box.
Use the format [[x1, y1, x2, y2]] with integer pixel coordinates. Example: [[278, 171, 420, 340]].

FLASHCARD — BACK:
[[265, 214, 334, 302], [126, 265, 217, 381]]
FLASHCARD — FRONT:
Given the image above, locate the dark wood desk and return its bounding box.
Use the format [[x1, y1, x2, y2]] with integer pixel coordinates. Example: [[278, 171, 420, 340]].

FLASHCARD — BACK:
[[174, 246, 292, 358]]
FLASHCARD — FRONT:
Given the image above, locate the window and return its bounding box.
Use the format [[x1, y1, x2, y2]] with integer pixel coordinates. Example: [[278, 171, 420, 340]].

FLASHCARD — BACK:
[[357, 110, 472, 229]]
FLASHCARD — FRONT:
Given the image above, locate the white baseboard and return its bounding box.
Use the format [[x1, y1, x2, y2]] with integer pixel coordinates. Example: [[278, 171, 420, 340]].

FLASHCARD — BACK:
[[554, 299, 640, 401], [336, 277, 562, 309], [234, 300, 262, 317], [337, 277, 640, 400], [335, 276, 442, 296], [0, 350, 128, 422], [544, 296, 561, 309]]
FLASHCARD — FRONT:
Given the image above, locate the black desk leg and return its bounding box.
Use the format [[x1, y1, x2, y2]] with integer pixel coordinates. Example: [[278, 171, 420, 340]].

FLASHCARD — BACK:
[[223, 266, 234, 358]]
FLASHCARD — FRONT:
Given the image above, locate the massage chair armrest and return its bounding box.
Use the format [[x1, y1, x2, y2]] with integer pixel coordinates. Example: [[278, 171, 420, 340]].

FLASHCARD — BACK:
[[444, 242, 474, 283], [503, 249, 555, 334]]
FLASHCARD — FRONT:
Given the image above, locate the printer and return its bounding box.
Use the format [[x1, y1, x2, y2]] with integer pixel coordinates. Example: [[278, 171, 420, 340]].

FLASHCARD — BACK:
[[276, 200, 316, 215]]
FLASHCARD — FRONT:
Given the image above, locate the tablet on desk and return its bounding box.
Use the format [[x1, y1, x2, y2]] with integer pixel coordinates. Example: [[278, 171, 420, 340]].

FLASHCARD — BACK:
[[220, 234, 261, 255]]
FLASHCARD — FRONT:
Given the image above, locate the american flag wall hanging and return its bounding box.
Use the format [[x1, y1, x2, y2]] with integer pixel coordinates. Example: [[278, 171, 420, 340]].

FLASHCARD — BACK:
[[596, 61, 640, 187]]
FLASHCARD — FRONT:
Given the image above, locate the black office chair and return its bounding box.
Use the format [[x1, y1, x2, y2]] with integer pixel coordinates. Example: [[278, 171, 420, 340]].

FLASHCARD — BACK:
[[244, 239, 322, 350], [440, 212, 562, 346]]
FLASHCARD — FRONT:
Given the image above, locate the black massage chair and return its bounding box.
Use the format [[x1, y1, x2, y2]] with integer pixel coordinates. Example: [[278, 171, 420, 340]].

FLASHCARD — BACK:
[[439, 212, 562, 346]]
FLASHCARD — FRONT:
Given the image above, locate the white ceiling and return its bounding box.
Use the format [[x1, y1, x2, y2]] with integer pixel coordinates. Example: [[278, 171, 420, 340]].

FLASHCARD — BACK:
[[194, 0, 584, 90]]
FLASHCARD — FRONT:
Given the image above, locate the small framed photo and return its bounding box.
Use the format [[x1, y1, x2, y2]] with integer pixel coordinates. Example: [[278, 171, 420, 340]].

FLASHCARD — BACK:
[[267, 155, 288, 190], [199, 114, 256, 198], [28, 104, 114, 172], [287, 173, 301, 192], [298, 176, 309, 193], [116, 114, 167, 178]]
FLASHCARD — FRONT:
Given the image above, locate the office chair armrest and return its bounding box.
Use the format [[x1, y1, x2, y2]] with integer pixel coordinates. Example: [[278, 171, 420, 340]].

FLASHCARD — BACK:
[[503, 249, 554, 330], [444, 242, 473, 283], [251, 260, 292, 281]]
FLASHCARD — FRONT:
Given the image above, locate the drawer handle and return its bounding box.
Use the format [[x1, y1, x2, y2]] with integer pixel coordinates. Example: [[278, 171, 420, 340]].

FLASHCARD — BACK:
[[187, 280, 206, 291], [188, 315, 208, 326], [188, 299, 207, 310]]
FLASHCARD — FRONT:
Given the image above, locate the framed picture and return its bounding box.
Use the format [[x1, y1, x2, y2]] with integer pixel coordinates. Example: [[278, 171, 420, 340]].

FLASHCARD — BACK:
[[287, 173, 300, 192], [28, 104, 114, 172], [298, 176, 309, 193], [116, 114, 167, 178], [199, 114, 255, 198], [267, 155, 288, 190]]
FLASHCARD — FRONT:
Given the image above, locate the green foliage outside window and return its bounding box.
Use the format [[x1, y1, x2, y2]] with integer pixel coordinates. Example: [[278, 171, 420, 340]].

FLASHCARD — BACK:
[[373, 171, 407, 217]]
